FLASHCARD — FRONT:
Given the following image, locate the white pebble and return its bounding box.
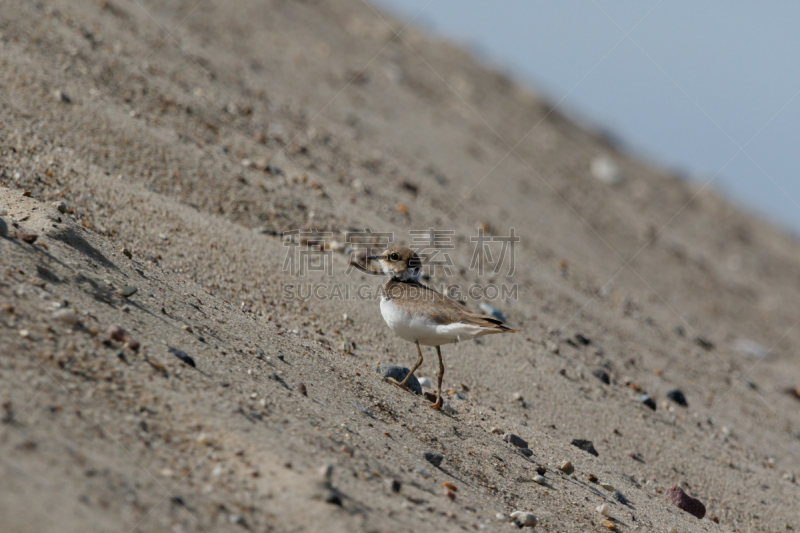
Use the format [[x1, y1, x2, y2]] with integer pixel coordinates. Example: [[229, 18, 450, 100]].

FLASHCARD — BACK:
[[533, 475, 546, 485], [418, 377, 431, 388], [509, 511, 537, 528], [591, 156, 622, 185], [414, 467, 431, 479], [596, 503, 610, 516], [495, 513, 509, 522], [53, 308, 79, 326]]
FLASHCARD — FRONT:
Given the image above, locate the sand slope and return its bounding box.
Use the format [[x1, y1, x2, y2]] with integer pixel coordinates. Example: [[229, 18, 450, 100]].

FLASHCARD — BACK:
[[0, 0, 798, 531]]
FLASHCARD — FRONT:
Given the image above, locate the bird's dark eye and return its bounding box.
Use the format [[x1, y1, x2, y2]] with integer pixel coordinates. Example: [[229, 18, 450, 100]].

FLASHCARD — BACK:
[[389, 253, 399, 261]]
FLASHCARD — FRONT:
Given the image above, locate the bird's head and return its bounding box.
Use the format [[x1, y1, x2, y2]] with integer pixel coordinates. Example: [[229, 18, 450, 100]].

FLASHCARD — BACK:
[[368, 246, 422, 282]]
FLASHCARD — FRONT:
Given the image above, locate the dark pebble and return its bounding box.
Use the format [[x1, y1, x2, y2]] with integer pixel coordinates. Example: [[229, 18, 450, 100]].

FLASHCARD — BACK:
[[373, 364, 422, 395], [503, 432, 529, 449], [386, 479, 401, 493], [665, 485, 706, 519], [570, 439, 599, 457], [168, 347, 196, 368], [423, 451, 444, 467], [519, 448, 533, 457], [298, 383, 308, 396], [592, 369, 610, 384], [666, 389, 688, 407], [640, 394, 656, 410], [575, 333, 592, 345], [108, 325, 127, 342], [693, 337, 714, 350], [324, 491, 343, 506], [612, 491, 627, 505], [535, 466, 546, 476]]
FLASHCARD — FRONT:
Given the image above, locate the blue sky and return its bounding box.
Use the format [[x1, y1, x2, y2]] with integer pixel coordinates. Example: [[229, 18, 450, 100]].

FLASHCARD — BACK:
[[371, 0, 800, 234]]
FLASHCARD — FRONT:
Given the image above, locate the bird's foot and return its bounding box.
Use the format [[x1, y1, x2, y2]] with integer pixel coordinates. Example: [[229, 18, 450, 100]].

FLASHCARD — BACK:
[[429, 396, 443, 410], [385, 377, 409, 391]]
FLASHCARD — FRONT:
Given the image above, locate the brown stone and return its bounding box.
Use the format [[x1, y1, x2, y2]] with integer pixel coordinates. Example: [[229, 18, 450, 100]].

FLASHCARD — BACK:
[[665, 485, 706, 519]]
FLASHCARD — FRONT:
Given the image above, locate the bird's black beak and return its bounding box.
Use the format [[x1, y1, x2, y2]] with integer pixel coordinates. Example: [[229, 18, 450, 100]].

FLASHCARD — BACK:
[[366, 255, 380, 260]]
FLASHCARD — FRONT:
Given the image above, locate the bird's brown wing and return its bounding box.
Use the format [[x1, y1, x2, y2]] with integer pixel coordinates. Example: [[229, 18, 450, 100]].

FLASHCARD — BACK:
[[384, 279, 518, 332]]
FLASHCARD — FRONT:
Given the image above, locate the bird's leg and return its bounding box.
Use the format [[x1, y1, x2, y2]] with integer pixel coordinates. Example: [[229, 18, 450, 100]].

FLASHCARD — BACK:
[[430, 346, 444, 410], [388, 341, 424, 391]]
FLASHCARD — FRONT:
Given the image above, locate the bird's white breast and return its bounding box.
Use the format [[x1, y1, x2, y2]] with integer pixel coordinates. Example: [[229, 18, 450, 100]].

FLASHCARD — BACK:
[[379, 297, 487, 346]]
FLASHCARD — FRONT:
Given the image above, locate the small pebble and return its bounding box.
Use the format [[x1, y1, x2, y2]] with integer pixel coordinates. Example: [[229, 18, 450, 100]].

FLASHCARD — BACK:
[[666, 389, 688, 407], [571, 439, 599, 457], [108, 325, 127, 342], [297, 383, 308, 396], [182, 324, 193, 333], [668, 528, 678, 533], [489, 427, 503, 435], [592, 369, 610, 384], [51, 201, 67, 214], [535, 466, 546, 476], [53, 308, 79, 326], [319, 464, 333, 479], [423, 451, 444, 467], [121, 247, 132, 259], [664, 485, 706, 519], [168, 347, 196, 368], [596, 503, 610, 516], [444, 489, 455, 500], [479, 302, 507, 322], [587, 473, 598, 483], [386, 478, 401, 493], [18, 233, 38, 244], [612, 491, 627, 504], [591, 156, 622, 185], [418, 377, 431, 388], [415, 467, 431, 478], [374, 364, 422, 395], [324, 491, 342, 506], [503, 432, 528, 449], [0, 217, 7, 237], [441, 482, 457, 491], [54, 90, 71, 103], [639, 394, 657, 410], [120, 285, 138, 298], [602, 519, 617, 530], [559, 461, 574, 475], [533, 475, 546, 485], [519, 447, 533, 457], [509, 511, 537, 528], [495, 513, 509, 522], [600, 483, 616, 492]]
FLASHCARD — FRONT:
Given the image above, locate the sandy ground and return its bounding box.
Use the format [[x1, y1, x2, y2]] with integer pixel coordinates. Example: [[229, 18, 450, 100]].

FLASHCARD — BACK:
[[1, 1, 799, 532]]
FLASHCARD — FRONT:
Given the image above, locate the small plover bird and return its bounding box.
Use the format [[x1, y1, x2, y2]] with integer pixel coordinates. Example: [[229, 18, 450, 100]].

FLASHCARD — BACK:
[[364, 246, 518, 409]]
